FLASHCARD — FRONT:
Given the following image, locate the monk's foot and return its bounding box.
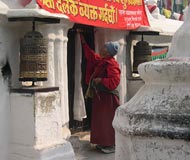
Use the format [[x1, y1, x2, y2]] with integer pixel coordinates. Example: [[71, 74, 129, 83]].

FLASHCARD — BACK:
[[100, 146, 115, 154], [95, 145, 105, 151]]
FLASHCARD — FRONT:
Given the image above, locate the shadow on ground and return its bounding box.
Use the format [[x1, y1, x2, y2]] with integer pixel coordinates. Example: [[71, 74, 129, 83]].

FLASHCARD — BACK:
[[70, 132, 115, 160]]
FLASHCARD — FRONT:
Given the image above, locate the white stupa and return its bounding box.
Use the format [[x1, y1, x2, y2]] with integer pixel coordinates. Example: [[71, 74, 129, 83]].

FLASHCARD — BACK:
[[113, 4, 190, 160]]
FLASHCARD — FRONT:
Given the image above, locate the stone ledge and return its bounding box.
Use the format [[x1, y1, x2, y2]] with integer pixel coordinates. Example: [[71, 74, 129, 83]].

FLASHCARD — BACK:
[[7, 9, 68, 19], [10, 86, 59, 93], [114, 110, 190, 141]]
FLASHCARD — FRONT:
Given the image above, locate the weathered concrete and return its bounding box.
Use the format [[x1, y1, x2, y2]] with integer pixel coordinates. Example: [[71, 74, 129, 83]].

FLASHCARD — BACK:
[[113, 61, 190, 160], [10, 87, 75, 160], [113, 4, 190, 160]]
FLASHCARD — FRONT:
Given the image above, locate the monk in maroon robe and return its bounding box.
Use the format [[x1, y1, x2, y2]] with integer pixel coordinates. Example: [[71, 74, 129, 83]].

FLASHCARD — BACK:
[[80, 34, 121, 153]]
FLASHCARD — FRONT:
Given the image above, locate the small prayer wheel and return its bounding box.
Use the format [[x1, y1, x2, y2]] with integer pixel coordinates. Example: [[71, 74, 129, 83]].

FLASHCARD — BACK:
[[19, 30, 48, 83], [133, 40, 152, 73]]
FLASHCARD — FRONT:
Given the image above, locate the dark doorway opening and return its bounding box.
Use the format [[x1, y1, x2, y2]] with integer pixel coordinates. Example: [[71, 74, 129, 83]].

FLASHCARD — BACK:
[[67, 24, 95, 133]]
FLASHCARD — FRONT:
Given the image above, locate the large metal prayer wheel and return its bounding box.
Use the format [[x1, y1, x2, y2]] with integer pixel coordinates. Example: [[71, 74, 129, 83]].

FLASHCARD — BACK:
[[19, 31, 48, 82], [133, 40, 152, 73]]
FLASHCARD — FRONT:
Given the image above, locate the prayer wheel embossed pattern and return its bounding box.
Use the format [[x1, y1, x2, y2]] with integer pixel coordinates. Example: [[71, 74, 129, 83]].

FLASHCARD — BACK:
[[133, 41, 152, 73], [19, 31, 48, 82]]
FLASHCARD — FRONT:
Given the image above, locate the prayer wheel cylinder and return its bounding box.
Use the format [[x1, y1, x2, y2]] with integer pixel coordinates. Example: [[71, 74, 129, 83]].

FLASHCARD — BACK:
[[133, 41, 152, 73], [19, 31, 48, 82]]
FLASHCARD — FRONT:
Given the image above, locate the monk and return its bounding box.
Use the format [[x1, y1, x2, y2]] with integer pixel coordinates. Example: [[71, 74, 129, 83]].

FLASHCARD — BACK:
[[80, 34, 121, 153]]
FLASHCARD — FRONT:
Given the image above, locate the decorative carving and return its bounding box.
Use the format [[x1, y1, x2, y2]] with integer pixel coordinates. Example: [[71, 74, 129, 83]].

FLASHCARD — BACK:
[[19, 31, 48, 82]]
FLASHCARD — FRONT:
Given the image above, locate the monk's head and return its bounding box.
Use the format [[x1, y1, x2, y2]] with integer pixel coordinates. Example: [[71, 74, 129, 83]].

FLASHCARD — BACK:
[[100, 41, 120, 58]]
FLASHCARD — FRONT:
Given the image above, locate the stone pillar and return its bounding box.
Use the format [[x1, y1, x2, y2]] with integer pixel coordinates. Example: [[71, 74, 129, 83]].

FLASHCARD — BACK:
[[43, 19, 73, 118], [113, 5, 190, 160], [45, 26, 56, 87], [53, 22, 70, 130], [39, 19, 74, 139], [10, 87, 75, 160]]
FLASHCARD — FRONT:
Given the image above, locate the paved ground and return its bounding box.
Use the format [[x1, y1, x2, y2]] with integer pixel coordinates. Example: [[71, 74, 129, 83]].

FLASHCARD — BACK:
[[70, 132, 115, 160]]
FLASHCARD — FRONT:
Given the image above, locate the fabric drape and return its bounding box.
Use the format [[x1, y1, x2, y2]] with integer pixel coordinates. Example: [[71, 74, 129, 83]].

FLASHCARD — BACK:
[[73, 33, 86, 121]]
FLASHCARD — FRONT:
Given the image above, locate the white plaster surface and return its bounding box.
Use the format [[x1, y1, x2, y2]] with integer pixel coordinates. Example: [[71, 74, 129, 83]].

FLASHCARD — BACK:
[[114, 5, 190, 160], [0, 0, 22, 9], [7, 8, 68, 19], [10, 91, 75, 160], [167, 6, 190, 58], [0, 15, 11, 160], [0, 1, 9, 15], [35, 91, 64, 148], [115, 132, 190, 160], [10, 141, 75, 160], [0, 66, 10, 160], [114, 57, 190, 160], [127, 78, 144, 100], [6, 0, 68, 19], [47, 21, 73, 125]]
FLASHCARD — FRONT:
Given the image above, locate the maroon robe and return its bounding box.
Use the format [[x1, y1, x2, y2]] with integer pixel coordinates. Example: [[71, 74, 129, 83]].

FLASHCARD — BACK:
[[82, 43, 120, 146]]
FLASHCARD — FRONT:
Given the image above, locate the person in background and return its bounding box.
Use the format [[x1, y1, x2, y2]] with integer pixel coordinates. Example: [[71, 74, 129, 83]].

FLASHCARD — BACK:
[[80, 33, 121, 154]]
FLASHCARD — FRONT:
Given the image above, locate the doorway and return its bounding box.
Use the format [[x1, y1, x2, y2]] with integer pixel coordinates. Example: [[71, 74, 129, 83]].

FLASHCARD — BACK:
[[67, 24, 95, 133]]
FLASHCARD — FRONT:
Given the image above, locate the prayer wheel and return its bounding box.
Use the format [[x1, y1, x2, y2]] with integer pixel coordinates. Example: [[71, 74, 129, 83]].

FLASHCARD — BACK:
[[19, 31, 48, 83], [133, 40, 152, 73]]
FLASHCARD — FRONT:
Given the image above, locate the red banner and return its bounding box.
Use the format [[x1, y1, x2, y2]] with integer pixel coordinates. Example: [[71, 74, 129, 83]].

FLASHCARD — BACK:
[[36, 0, 149, 30]]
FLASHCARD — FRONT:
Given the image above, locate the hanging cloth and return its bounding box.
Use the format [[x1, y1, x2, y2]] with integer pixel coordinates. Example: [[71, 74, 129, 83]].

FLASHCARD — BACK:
[[73, 33, 87, 121]]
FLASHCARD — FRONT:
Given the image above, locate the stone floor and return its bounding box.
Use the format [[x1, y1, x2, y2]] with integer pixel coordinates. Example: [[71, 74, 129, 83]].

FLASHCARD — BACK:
[[70, 131, 115, 160]]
